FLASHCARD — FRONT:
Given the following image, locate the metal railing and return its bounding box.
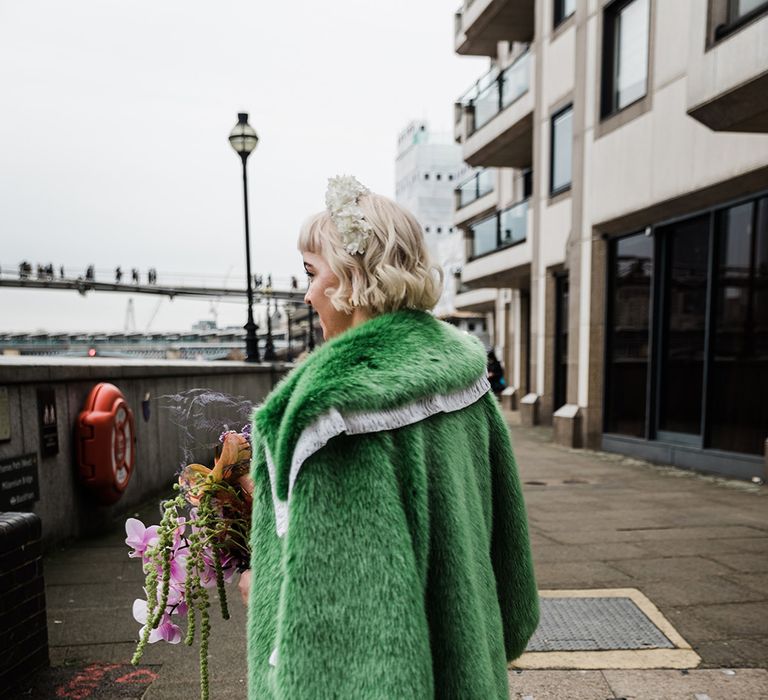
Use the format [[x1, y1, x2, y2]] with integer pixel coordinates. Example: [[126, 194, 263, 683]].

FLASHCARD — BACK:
[[456, 169, 495, 209], [469, 199, 528, 259]]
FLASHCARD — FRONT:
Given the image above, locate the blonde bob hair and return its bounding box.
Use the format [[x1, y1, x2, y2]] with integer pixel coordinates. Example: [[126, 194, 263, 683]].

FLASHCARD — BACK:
[[298, 192, 444, 315]]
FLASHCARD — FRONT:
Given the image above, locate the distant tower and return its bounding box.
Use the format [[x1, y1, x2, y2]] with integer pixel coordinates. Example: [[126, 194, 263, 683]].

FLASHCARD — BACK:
[[394, 121, 473, 317], [124, 298, 136, 332]]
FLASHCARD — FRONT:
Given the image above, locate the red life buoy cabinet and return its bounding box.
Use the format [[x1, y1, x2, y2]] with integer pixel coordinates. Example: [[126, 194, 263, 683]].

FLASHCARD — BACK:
[[77, 383, 136, 505]]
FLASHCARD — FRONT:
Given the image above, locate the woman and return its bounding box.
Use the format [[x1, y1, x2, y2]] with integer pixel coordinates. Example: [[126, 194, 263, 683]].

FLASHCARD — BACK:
[[239, 176, 538, 699], [487, 350, 507, 396]]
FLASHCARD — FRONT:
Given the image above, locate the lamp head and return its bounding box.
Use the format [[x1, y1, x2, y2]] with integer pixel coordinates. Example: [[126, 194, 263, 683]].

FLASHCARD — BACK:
[[229, 112, 258, 158]]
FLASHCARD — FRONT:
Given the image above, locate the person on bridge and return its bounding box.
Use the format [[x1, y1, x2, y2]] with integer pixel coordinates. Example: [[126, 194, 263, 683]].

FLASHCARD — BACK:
[[115, 266, 122, 283], [238, 176, 538, 700]]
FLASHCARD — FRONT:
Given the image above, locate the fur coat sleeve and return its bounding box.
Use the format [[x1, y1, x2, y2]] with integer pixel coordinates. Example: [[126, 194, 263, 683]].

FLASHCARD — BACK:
[[246, 310, 539, 699]]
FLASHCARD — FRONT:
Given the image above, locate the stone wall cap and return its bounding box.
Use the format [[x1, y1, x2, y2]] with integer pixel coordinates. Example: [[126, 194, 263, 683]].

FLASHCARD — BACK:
[[554, 403, 580, 419]]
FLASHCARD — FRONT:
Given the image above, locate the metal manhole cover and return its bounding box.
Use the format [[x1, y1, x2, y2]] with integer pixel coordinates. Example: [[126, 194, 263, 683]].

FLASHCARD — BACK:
[[526, 597, 675, 652]]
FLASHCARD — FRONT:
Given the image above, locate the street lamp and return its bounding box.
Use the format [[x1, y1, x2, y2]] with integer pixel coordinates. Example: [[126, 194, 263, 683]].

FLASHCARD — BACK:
[[228, 112, 260, 362]]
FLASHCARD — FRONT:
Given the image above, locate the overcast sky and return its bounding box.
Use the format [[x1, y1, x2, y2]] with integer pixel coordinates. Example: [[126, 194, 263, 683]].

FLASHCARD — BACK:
[[0, 0, 486, 333]]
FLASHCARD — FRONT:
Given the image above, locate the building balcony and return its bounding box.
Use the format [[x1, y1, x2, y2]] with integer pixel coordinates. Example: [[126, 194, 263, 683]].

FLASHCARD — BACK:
[[454, 287, 498, 313], [454, 169, 497, 226], [455, 50, 534, 168], [687, 2, 768, 132], [461, 199, 532, 288], [454, 0, 535, 56]]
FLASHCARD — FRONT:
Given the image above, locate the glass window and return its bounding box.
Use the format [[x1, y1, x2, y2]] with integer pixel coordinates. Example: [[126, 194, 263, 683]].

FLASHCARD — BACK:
[[730, 0, 768, 21], [522, 168, 533, 199], [550, 105, 573, 194], [499, 200, 528, 246], [605, 233, 653, 437], [554, 275, 569, 410], [709, 199, 768, 455], [657, 214, 710, 437], [601, 0, 649, 117], [473, 79, 501, 131], [554, 0, 575, 26]]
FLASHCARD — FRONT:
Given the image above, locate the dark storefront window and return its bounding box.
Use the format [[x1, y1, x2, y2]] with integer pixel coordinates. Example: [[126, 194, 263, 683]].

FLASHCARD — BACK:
[[605, 233, 653, 437], [709, 198, 768, 454], [657, 215, 710, 438], [554, 275, 569, 410], [605, 193, 768, 456]]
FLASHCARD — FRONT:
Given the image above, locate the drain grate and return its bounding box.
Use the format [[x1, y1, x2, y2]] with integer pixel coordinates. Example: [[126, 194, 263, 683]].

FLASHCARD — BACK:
[[526, 597, 675, 652]]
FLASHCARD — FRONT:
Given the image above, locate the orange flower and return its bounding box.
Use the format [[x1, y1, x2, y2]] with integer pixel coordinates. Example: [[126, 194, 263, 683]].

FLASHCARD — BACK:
[[178, 432, 252, 505], [214, 432, 251, 481]]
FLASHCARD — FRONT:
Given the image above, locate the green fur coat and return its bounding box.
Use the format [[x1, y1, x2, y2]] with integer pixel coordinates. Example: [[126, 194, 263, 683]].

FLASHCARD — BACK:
[[246, 309, 538, 699]]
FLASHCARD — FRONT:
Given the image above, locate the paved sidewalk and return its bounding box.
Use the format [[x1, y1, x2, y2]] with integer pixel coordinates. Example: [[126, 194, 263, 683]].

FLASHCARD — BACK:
[[22, 420, 768, 699]]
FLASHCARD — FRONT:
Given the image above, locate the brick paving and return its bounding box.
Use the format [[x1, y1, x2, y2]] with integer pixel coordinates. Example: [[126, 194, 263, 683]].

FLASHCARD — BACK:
[[21, 418, 768, 699]]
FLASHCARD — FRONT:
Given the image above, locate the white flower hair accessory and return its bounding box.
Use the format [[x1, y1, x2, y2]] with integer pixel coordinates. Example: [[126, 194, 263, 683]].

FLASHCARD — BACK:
[[325, 175, 374, 255]]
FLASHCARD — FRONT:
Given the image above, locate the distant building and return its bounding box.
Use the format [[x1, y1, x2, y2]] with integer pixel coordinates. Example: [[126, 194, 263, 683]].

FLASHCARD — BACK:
[[395, 120, 478, 320], [0, 328, 304, 362], [452, 0, 768, 478]]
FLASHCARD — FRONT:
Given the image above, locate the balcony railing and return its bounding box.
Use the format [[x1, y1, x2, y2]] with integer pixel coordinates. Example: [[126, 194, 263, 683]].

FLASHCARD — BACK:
[[456, 169, 495, 208], [469, 199, 528, 259], [459, 51, 531, 134], [457, 65, 500, 109]]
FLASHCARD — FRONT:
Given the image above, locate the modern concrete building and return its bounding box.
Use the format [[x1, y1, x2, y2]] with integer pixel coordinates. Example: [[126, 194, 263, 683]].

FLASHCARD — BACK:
[[452, 0, 768, 479], [395, 120, 475, 318]]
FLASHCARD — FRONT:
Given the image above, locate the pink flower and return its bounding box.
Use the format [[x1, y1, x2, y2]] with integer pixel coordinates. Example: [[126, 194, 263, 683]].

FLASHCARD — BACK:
[[169, 553, 188, 587], [198, 548, 237, 588], [125, 518, 159, 559], [133, 599, 182, 644]]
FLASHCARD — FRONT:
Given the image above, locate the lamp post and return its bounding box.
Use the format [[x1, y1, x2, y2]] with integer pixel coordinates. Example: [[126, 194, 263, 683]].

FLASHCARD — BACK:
[[307, 303, 316, 351], [285, 302, 294, 362], [228, 112, 260, 362], [264, 274, 276, 361]]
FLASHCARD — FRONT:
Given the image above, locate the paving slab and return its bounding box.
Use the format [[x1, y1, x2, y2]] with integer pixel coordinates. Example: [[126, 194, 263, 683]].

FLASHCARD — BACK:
[[602, 668, 768, 699], [706, 551, 768, 573], [635, 575, 767, 607], [607, 556, 737, 581], [506, 669, 613, 699], [532, 542, 648, 563], [720, 571, 768, 596], [633, 536, 768, 558], [33, 419, 767, 698], [533, 561, 632, 588], [666, 602, 768, 642], [693, 638, 768, 669]]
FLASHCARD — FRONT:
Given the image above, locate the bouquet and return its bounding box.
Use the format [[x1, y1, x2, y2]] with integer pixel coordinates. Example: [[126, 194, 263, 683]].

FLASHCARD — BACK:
[[125, 423, 253, 700]]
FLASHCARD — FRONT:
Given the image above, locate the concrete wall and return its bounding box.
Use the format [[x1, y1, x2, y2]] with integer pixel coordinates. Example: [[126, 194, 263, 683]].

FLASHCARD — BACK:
[[0, 357, 289, 548]]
